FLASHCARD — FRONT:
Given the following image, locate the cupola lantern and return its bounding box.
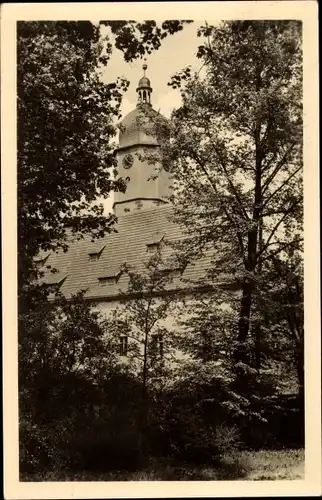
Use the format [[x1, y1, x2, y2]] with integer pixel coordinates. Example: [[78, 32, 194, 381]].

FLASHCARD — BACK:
[[136, 60, 152, 105]]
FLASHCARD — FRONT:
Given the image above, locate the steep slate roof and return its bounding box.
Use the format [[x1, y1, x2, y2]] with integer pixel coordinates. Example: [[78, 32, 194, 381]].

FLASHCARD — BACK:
[[39, 205, 235, 302], [119, 104, 167, 150]]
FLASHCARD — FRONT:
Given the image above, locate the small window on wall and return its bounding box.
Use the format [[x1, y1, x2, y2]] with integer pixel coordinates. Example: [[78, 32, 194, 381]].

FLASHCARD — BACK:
[[119, 336, 128, 356]]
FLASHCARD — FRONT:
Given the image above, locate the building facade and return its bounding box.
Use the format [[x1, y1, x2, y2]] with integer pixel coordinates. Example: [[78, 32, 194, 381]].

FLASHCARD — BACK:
[[37, 66, 237, 359]]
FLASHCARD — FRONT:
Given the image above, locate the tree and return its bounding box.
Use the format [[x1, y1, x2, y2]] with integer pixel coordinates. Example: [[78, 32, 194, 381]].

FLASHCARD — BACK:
[[153, 20, 303, 363], [103, 245, 186, 459], [19, 290, 125, 472], [105, 248, 181, 399], [101, 20, 193, 62], [259, 250, 304, 395], [174, 287, 238, 363], [18, 20, 194, 475], [18, 20, 191, 306]]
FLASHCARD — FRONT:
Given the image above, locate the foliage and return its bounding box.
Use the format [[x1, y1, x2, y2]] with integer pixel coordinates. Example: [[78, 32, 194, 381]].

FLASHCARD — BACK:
[[174, 288, 238, 362], [19, 291, 118, 388], [18, 22, 121, 295], [170, 281, 303, 450], [18, 19, 195, 477], [19, 291, 143, 474], [104, 248, 182, 397], [19, 20, 305, 476], [150, 21, 303, 359], [102, 21, 193, 62], [259, 252, 304, 378], [146, 356, 263, 464], [18, 20, 189, 304]]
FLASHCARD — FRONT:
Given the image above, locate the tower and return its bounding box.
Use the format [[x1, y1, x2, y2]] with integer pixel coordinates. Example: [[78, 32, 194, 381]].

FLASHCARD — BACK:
[[113, 62, 171, 216], [136, 61, 152, 105]]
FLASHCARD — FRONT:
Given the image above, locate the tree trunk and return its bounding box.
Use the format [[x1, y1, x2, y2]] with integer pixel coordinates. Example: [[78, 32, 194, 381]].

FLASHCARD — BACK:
[[238, 279, 253, 342], [235, 279, 253, 364], [254, 218, 263, 370], [236, 83, 262, 359]]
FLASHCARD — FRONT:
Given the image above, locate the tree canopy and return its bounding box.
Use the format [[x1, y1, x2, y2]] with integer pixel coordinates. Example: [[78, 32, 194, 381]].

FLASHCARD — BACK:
[[18, 20, 190, 303], [153, 20, 303, 359]]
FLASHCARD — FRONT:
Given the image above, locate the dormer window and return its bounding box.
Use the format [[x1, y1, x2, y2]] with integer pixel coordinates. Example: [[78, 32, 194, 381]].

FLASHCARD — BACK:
[[89, 253, 100, 261], [158, 256, 185, 278], [98, 267, 122, 286], [147, 242, 160, 254], [34, 253, 51, 268], [88, 245, 105, 262], [98, 276, 117, 286], [146, 234, 165, 253], [42, 274, 67, 293]]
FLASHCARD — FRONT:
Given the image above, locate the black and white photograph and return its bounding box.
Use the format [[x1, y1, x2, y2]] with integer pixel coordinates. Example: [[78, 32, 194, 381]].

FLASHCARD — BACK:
[[1, 1, 320, 498]]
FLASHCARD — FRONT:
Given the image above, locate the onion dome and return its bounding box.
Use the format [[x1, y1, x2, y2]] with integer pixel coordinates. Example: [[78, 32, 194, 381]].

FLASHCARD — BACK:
[[118, 61, 168, 150], [137, 76, 151, 88]]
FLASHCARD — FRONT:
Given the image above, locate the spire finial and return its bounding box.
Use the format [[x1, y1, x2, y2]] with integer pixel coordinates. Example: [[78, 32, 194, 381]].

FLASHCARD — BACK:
[[142, 58, 147, 76]]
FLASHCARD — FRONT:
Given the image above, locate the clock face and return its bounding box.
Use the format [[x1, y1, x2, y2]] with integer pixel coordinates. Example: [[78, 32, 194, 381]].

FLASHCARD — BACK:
[[122, 154, 134, 170]]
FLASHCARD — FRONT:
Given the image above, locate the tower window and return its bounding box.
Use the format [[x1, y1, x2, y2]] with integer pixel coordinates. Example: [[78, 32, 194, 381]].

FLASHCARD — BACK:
[[119, 336, 128, 356]]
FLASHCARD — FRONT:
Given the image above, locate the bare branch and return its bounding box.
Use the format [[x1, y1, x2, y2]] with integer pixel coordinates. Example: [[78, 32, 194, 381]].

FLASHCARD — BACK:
[[262, 164, 302, 210], [203, 123, 250, 222], [259, 199, 302, 258], [262, 142, 297, 194], [192, 152, 246, 261], [259, 237, 303, 264]]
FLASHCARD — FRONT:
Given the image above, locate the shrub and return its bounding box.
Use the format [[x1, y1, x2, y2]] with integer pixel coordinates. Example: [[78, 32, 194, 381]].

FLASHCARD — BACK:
[[69, 423, 145, 472], [147, 385, 243, 465]]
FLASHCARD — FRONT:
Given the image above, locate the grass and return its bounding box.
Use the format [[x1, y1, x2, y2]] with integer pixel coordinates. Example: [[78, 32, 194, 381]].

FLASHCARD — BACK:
[[240, 448, 305, 481], [20, 449, 305, 482]]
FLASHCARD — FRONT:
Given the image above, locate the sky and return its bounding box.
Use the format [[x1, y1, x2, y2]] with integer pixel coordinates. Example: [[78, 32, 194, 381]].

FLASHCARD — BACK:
[[100, 21, 205, 120], [98, 21, 208, 213]]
